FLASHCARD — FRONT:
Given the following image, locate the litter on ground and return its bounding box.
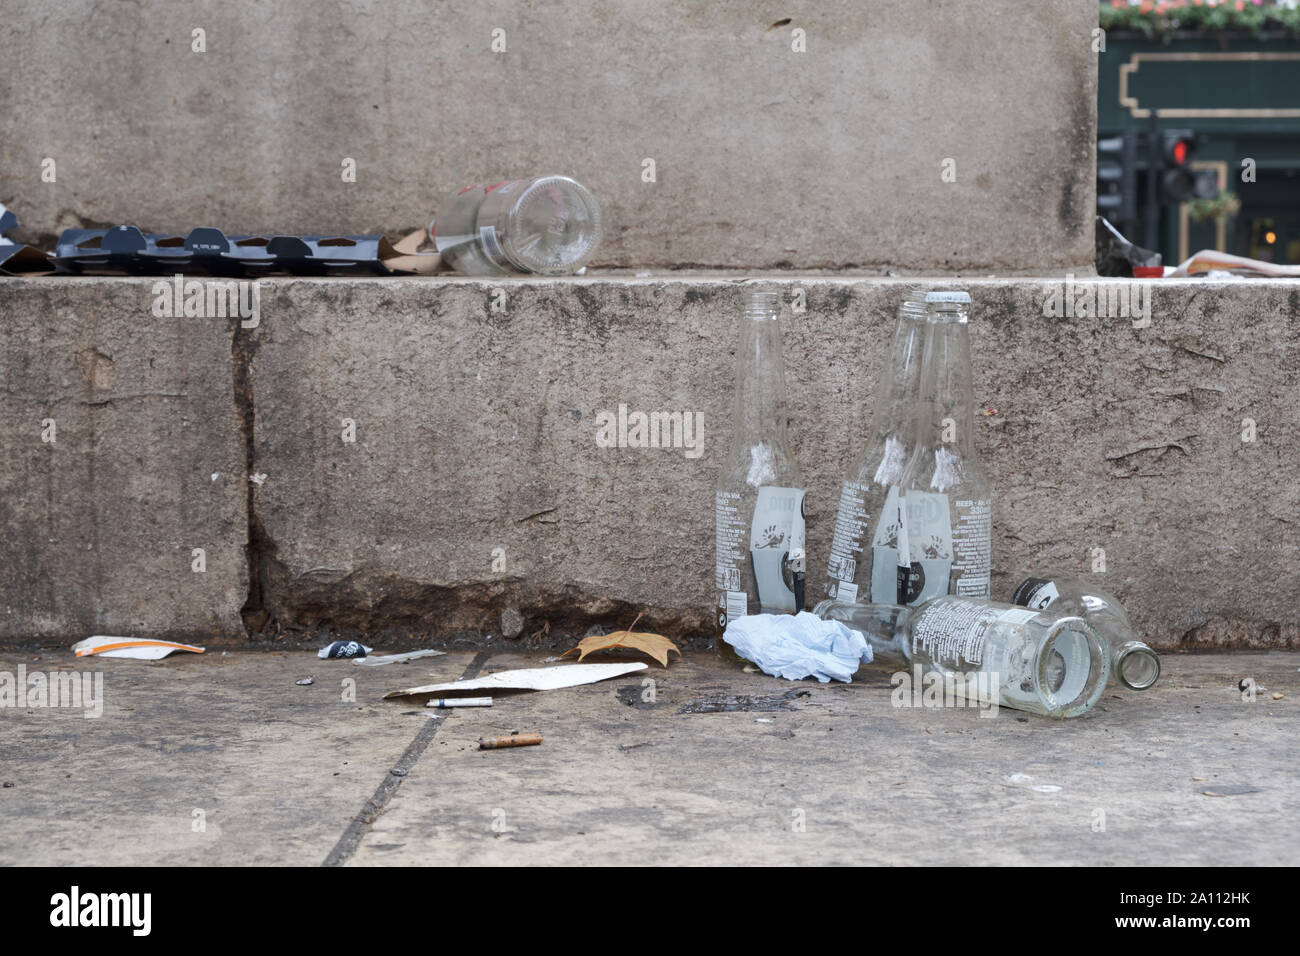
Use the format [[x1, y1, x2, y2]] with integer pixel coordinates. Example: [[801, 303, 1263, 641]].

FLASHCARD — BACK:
[[72, 636, 205, 660]]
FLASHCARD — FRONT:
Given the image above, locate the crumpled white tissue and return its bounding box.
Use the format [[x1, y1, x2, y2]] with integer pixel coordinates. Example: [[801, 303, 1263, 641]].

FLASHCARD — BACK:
[[723, 611, 872, 683]]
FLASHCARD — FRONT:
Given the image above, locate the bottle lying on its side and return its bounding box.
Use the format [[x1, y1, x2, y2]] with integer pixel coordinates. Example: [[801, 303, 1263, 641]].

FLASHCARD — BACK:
[[431, 175, 603, 275], [1010, 572, 1160, 691], [813, 596, 1111, 718]]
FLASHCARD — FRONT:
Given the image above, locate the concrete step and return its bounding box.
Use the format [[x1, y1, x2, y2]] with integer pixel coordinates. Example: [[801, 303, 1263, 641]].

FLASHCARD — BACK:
[[0, 0, 1095, 272], [2, 274, 1296, 650]]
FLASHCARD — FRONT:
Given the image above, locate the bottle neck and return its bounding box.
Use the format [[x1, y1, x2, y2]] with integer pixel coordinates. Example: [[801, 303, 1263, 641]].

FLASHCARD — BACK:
[[732, 305, 791, 452], [912, 311, 975, 457], [812, 599, 912, 667], [870, 307, 929, 443]]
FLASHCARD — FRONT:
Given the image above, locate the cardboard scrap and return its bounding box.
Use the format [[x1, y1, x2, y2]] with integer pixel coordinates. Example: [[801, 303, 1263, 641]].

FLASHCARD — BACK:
[[0, 203, 55, 276], [384, 661, 647, 699]]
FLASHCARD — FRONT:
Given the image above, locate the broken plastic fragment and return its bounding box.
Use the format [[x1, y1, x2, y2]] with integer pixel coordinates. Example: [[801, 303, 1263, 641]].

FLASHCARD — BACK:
[[352, 649, 446, 667]]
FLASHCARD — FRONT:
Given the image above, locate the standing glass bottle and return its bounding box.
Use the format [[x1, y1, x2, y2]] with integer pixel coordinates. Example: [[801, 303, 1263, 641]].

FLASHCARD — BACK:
[[715, 290, 806, 652], [813, 597, 1110, 718], [897, 291, 992, 606], [825, 290, 928, 604], [1011, 572, 1160, 690]]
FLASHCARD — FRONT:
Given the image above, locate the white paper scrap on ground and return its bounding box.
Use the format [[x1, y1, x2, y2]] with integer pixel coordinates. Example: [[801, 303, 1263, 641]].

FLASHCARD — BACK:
[[385, 661, 647, 698], [73, 636, 206, 660], [353, 649, 447, 667]]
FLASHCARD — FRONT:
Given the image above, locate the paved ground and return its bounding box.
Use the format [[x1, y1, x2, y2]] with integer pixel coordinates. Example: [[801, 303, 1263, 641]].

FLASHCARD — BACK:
[[0, 646, 1295, 866]]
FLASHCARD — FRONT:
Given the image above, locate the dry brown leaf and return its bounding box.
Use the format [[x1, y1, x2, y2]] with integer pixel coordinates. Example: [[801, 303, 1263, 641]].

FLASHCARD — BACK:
[[562, 614, 680, 667]]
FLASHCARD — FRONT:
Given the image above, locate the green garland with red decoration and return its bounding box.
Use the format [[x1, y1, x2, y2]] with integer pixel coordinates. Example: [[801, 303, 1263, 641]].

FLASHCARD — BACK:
[[1100, 1, 1300, 39]]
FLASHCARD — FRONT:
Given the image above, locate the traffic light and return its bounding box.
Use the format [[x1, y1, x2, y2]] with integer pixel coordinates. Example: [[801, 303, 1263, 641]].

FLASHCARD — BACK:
[[1097, 132, 1138, 223], [1160, 129, 1219, 203]]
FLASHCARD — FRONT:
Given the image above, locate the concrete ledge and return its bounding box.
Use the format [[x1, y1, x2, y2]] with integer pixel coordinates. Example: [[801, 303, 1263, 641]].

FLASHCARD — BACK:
[[2, 274, 1297, 650], [248, 274, 1298, 649]]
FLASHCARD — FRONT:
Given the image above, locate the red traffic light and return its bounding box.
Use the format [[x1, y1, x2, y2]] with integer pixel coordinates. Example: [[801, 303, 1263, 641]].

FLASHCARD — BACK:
[[1171, 139, 1189, 165]]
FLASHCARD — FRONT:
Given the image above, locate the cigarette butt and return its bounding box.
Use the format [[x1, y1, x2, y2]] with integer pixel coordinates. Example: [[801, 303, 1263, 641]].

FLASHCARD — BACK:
[[426, 697, 493, 708], [479, 732, 543, 750]]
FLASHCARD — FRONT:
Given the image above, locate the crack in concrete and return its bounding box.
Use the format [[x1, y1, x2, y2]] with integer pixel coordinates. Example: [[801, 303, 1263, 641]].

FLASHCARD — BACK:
[[232, 322, 268, 636], [321, 649, 492, 866]]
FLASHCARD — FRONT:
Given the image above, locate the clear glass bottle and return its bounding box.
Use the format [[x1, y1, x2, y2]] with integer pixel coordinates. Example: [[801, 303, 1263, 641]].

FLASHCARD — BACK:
[[715, 290, 806, 654], [431, 175, 602, 275], [813, 597, 1110, 718], [824, 290, 928, 605], [897, 291, 992, 606], [1011, 572, 1160, 691]]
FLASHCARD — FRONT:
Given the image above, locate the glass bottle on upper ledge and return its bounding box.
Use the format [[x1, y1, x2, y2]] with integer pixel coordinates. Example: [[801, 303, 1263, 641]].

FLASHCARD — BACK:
[[431, 175, 602, 275]]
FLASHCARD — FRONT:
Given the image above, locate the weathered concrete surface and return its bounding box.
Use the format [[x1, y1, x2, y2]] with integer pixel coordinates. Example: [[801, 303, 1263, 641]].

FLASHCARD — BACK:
[[0, 278, 247, 641], [0, 648, 1294, 866], [0, 0, 1096, 273], [0, 647, 440, 865], [355, 651, 1299, 866], [246, 275, 1300, 651]]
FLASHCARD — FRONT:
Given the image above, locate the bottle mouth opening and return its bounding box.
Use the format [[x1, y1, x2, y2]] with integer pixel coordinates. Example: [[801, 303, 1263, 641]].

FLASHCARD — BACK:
[[742, 289, 780, 319], [1036, 618, 1109, 717], [1116, 645, 1161, 690]]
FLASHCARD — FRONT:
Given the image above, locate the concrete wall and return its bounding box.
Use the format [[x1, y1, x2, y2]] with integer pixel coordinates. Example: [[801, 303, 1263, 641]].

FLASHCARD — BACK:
[[0, 0, 1097, 272], [0, 279, 248, 640], [2, 275, 1296, 651]]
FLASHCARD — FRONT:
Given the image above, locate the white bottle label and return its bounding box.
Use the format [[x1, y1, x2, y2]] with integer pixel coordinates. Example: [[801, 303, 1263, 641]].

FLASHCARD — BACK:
[[725, 591, 747, 622], [826, 480, 869, 597], [952, 497, 992, 597], [899, 491, 991, 604], [900, 490, 952, 605], [715, 490, 747, 629], [870, 485, 906, 603], [911, 600, 1037, 669], [750, 486, 805, 613]]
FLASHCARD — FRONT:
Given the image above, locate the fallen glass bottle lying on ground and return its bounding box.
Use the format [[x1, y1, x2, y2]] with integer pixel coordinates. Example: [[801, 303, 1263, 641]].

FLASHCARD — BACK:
[[1010, 572, 1160, 692], [811, 596, 1111, 718]]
